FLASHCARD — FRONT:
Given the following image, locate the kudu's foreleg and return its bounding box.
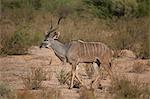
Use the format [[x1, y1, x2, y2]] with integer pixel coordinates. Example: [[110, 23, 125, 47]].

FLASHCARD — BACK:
[[69, 65, 85, 89], [70, 65, 76, 89], [75, 65, 84, 86]]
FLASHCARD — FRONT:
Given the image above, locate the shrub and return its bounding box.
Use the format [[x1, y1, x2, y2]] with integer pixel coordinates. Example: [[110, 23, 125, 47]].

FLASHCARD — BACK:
[[83, 0, 150, 18], [109, 17, 149, 58], [56, 69, 81, 88], [0, 82, 11, 98], [111, 75, 150, 99], [56, 69, 68, 85], [30, 32, 43, 46], [136, 0, 150, 17], [0, 24, 43, 55], [1, 0, 22, 10], [0, 30, 31, 55], [22, 67, 47, 90], [84, 0, 113, 18], [1, 0, 41, 10], [1, 0, 149, 59]]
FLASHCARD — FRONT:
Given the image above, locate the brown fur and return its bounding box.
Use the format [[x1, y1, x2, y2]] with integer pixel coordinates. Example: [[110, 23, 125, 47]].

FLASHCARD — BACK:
[[66, 40, 114, 88]]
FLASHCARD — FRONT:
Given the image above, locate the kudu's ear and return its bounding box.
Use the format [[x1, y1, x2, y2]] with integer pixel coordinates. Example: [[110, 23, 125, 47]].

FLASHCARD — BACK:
[[52, 32, 60, 40]]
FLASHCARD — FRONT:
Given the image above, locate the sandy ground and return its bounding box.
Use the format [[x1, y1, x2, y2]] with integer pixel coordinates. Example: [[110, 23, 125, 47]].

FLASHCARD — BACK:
[[0, 46, 150, 99]]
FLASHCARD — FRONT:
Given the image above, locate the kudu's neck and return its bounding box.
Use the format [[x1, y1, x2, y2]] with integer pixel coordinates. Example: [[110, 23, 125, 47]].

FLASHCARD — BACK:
[[50, 40, 68, 57]]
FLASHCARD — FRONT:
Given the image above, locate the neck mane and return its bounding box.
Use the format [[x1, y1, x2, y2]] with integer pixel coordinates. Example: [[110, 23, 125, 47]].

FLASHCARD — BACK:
[[50, 40, 69, 58]]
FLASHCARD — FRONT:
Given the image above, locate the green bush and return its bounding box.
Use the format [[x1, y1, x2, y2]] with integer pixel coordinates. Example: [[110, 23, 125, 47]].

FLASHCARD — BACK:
[[0, 22, 43, 55], [2, 0, 41, 10], [0, 31, 30, 55], [1, 0, 22, 10], [83, 0, 150, 18], [2, 0, 84, 17], [136, 0, 150, 17], [30, 32, 43, 46], [2, 0, 149, 18]]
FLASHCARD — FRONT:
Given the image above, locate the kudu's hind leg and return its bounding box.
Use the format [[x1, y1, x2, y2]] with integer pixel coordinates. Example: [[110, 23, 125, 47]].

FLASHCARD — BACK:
[[91, 62, 101, 88], [102, 62, 113, 81]]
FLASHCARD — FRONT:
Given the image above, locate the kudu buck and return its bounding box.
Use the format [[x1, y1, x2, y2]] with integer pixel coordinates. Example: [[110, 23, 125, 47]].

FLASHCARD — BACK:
[[40, 18, 114, 89]]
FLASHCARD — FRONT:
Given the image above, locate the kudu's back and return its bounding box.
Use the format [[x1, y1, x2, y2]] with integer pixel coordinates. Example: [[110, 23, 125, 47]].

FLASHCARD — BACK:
[[66, 41, 113, 64]]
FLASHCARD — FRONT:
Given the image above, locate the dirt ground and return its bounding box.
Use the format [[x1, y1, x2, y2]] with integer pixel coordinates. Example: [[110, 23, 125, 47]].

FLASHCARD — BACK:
[[0, 46, 150, 99]]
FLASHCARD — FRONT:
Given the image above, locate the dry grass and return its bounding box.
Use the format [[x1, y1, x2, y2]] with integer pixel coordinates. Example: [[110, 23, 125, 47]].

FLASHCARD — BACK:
[[79, 87, 96, 99], [109, 17, 150, 59], [84, 63, 94, 79], [0, 69, 60, 99], [56, 69, 68, 85], [22, 67, 48, 90], [1, 8, 149, 58], [56, 69, 81, 88], [130, 62, 148, 73], [99, 67, 109, 80], [0, 88, 61, 99], [111, 74, 150, 99], [59, 17, 111, 43], [40, 88, 61, 99], [15, 88, 61, 99]]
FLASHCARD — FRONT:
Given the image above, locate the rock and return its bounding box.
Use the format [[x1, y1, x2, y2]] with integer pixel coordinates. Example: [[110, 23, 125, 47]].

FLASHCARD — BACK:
[[116, 49, 136, 59]]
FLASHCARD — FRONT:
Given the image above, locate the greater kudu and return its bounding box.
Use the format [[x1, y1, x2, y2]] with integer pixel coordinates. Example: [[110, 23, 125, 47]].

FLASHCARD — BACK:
[[40, 18, 114, 89]]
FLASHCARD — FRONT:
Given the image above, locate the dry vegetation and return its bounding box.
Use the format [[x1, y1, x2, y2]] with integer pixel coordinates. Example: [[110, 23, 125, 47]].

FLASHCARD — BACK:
[[79, 87, 96, 99], [0, 67, 61, 99], [130, 61, 148, 73], [1, 14, 149, 58], [0, 0, 150, 99], [56, 69, 68, 85], [22, 67, 46, 90], [56, 69, 81, 88], [111, 75, 150, 99], [0, 82, 12, 98], [0, 83, 61, 99], [0, 9, 149, 58], [84, 63, 94, 79]]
